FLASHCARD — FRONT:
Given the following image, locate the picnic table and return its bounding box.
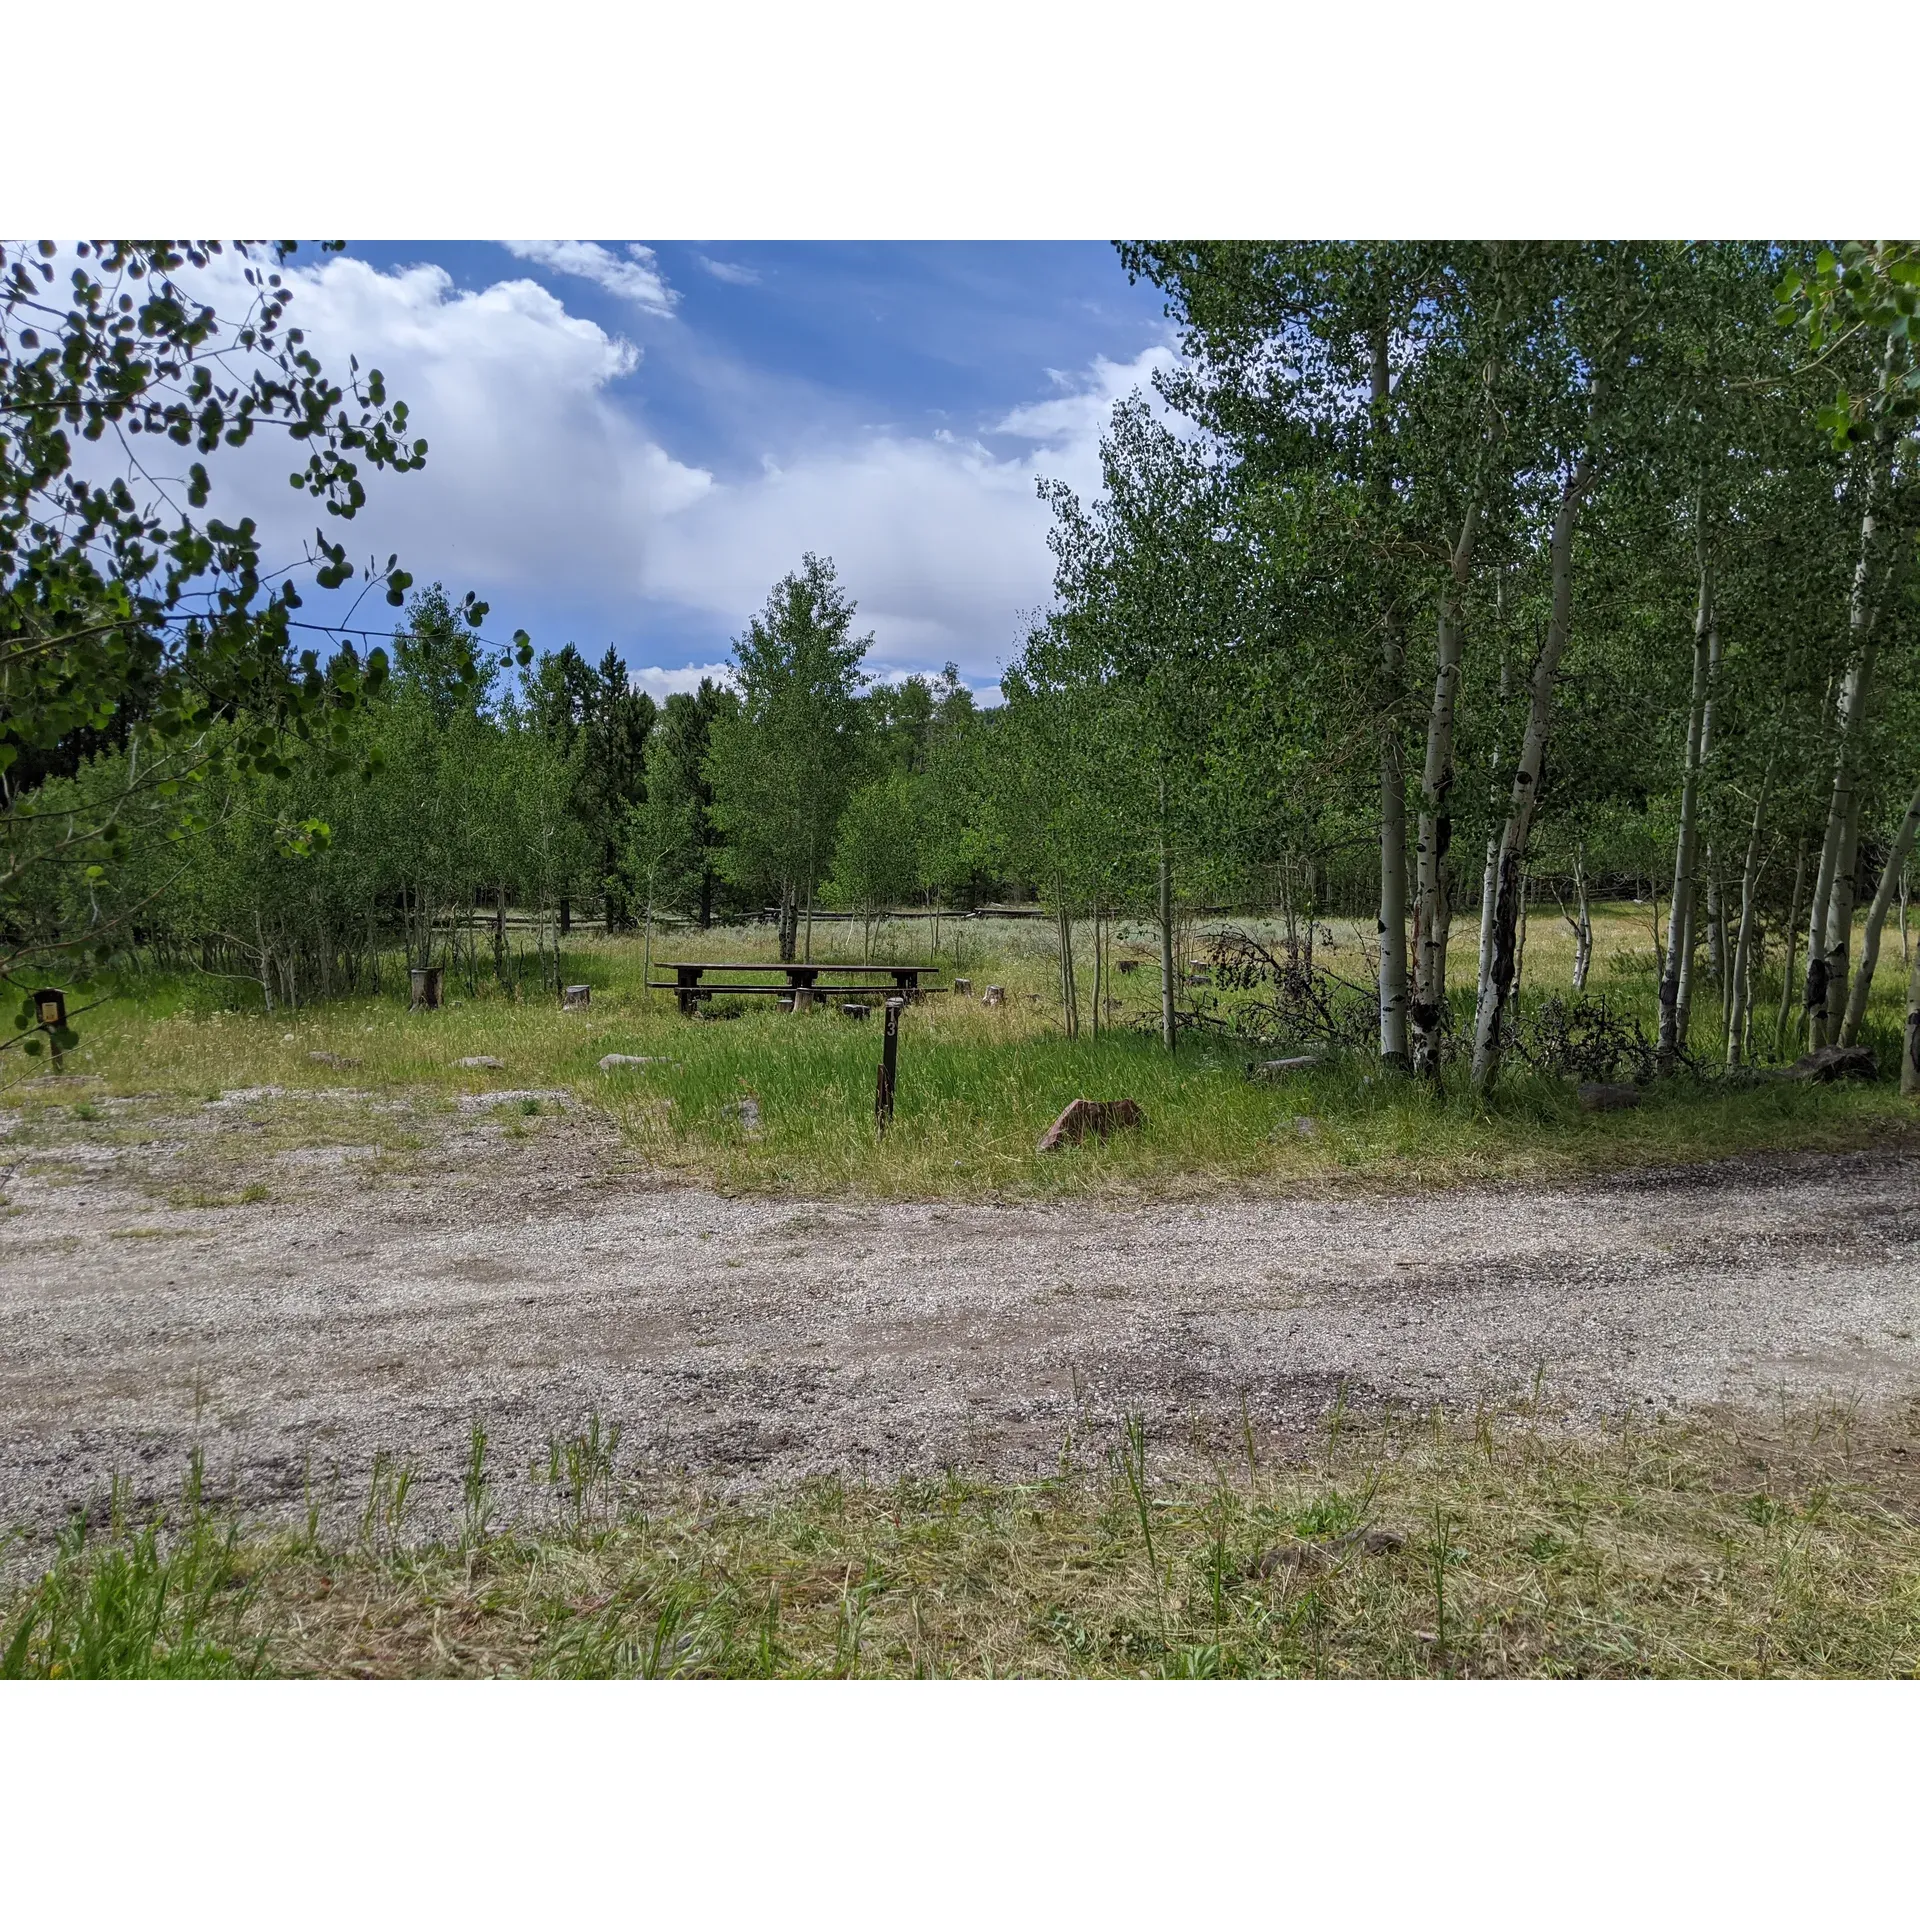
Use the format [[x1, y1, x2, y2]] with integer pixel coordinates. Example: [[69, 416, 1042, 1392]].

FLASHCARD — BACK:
[[652, 961, 943, 1015]]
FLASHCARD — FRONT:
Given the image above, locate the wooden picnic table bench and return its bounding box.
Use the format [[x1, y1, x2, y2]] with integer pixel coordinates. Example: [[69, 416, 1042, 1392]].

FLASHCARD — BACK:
[[652, 961, 943, 1015]]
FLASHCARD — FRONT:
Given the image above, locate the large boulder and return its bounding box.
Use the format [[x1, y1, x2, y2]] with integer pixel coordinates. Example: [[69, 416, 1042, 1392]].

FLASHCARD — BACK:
[[1036, 1097, 1144, 1153], [1785, 1044, 1878, 1083]]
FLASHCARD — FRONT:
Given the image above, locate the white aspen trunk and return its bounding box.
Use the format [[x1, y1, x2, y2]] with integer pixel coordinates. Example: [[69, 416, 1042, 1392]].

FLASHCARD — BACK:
[[1576, 858, 1592, 992], [1476, 837, 1499, 1007], [1510, 873, 1531, 1011], [1839, 779, 1920, 1045], [1378, 642, 1410, 1066], [1820, 795, 1864, 1042], [1066, 909, 1079, 1037], [1706, 858, 1726, 999], [1773, 837, 1808, 1057], [1568, 850, 1594, 994], [1158, 767, 1176, 1055], [1805, 450, 1888, 1045], [1411, 504, 1480, 1078], [1657, 514, 1717, 1069], [1090, 900, 1101, 1039], [1369, 327, 1410, 1069], [1470, 438, 1594, 1093], [1475, 634, 1511, 1009], [1904, 946, 1920, 1097], [1726, 762, 1775, 1068], [1901, 863, 1911, 967]]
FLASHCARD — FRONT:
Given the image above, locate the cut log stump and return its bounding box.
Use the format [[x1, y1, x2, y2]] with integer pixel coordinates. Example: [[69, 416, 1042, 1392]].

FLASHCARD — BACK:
[[562, 984, 590, 1011], [1247, 1056, 1320, 1080], [982, 986, 1006, 1007], [1036, 1097, 1144, 1153], [409, 966, 444, 1012], [1785, 1044, 1878, 1083], [1576, 1082, 1641, 1112]]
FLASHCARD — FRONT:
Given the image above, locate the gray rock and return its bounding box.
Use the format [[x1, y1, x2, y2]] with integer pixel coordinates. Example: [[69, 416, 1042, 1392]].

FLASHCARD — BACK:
[[452, 1056, 505, 1071], [598, 1054, 673, 1072], [720, 1096, 762, 1136], [307, 1050, 363, 1070]]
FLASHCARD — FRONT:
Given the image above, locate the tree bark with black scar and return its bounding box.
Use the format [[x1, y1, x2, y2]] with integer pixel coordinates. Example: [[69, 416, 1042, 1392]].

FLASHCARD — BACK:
[[1657, 506, 1718, 1071], [1410, 508, 1476, 1078], [1470, 430, 1595, 1093], [1839, 778, 1920, 1045], [1369, 324, 1411, 1068]]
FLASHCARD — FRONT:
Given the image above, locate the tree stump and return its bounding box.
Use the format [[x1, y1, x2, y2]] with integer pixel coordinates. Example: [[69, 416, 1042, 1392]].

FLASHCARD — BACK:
[[1576, 1082, 1641, 1111], [840, 1001, 872, 1020], [952, 978, 973, 997], [790, 987, 813, 1014], [409, 966, 444, 1012], [982, 985, 1005, 1007], [1247, 1056, 1321, 1080], [1036, 1097, 1144, 1153], [1785, 1044, 1877, 1083], [562, 984, 590, 1011]]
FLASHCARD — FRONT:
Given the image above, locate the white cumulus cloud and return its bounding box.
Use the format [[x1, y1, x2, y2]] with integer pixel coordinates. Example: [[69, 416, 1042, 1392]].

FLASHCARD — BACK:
[[638, 342, 1181, 681], [697, 255, 761, 286], [502, 240, 678, 315], [83, 247, 1178, 686], [628, 662, 737, 699]]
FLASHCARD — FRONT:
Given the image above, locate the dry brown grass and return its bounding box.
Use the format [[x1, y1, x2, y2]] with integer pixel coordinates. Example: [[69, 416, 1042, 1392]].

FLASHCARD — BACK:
[[22, 1400, 1910, 1679]]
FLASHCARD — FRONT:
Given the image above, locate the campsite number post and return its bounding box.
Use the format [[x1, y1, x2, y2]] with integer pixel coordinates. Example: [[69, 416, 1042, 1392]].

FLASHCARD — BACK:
[[876, 996, 904, 1133]]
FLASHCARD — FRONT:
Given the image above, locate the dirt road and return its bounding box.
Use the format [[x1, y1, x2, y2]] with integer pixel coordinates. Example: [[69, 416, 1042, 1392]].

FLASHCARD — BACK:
[[4, 1088, 1919, 1542]]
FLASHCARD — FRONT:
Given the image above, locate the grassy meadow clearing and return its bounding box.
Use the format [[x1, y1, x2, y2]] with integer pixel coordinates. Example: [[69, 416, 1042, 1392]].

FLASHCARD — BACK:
[[7, 899, 1915, 1198], [8, 903, 1920, 1680]]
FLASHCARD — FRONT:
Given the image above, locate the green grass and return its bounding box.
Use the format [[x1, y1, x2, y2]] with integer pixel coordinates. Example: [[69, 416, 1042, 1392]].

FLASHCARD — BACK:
[[9, 1404, 1920, 1678], [2, 1453, 265, 1679], [7, 903, 1914, 1198]]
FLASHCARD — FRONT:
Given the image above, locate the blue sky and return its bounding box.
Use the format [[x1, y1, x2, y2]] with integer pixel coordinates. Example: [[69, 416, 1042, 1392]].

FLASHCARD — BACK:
[[220, 241, 1175, 697]]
